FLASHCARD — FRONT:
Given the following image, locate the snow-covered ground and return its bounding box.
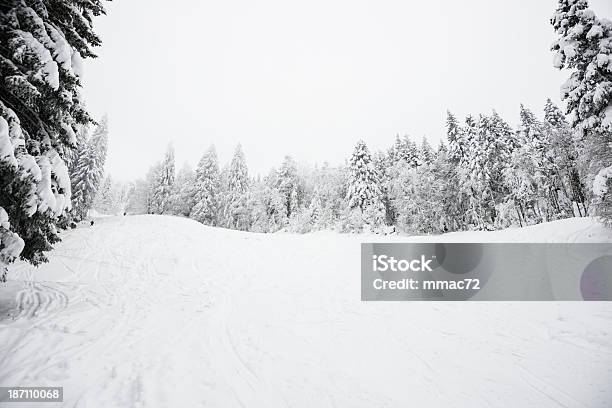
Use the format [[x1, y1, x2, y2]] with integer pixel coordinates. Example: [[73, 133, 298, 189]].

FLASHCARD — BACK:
[[1, 215, 611, 407]]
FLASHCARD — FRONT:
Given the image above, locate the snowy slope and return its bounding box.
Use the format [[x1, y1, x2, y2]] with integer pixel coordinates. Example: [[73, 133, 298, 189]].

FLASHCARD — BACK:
[[1, 215, 611, 408]]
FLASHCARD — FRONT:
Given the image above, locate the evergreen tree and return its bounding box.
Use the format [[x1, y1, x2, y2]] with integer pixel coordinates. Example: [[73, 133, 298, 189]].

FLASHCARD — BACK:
[[276, 155, 300, 219], [419, 137, 435, 166], [504, 144, 539, 226], [431, 147, 461, 232], [251, 176, 287, 233], [222, 143, 250, 230], [308, 188, 324, 228], [170, 163, 196, 217], [463, 113, 514, 228], [518, 105, 557, 221], [446, 111, 466, 164], [543, 98, 587, 217], [70, 116, 108, 220], [66, 125, 88, 175], [0, 0, 108, 272], [551, 0, 612, 223], [346, 140, 385, 229], [390, 157, 447, 234], [191, 145, 220, 225], [126, 179, 150, 215], [150, 144, 175, 214], [93, 175, 115, 214], [313, 163, 347, 230], [374, 150, 396, 226], [144, 162, 161, 214], [443, 111, 470, 229], [388, 135, 418, 167]]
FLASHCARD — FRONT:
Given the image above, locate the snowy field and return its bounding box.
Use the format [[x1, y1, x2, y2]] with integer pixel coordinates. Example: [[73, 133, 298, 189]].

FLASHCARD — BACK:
[[1, 215, 612, 407]]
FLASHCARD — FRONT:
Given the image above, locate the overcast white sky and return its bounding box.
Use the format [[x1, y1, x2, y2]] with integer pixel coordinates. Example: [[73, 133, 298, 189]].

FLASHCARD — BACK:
[[82, 0, 612, 181]]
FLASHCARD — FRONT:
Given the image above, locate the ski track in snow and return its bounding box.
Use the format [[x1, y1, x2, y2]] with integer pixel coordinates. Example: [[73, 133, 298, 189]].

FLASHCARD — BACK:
[[0, 215, 611, 407]]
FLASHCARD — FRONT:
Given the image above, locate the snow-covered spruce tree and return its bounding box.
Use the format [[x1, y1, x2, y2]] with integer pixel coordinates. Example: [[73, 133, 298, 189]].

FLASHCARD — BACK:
[[114, 181, 131, 214], [65, 124, 87, 175], [382, 136, 420, 230], [388, 135, 419, 168], [455, 115, 480, 228], [418, 136, 435, 166], [543, 98, 587, 216], [144, 162, 161, 214], [170, 163, 196, 217], [551, 0, 612, 224], [517, 105, 561, 221], [443, 111, 470, 230], [250, 175, 287, 233], [432, 144, 462, 232], [307, 187, 323, 228], [373, 150, 396, 226], [489, 110, 521, 227], [150, 144, 175, 214], [464, 113, 514, 228], [446, 111, 467, 164], [0, 1, 107, 276], [0, 118, 24, 281], [346, 140, 385, 231], [93, 175, 114, 214], [190, 145, 220, 225], [504, 142, 539, 227], [126, 179, 149, 215], [310, 162, 346, 231], [276, 155, 301, 219], [390, 152, 448, 234], [70, 116, 108, 220], [222, 143, 251, 230]]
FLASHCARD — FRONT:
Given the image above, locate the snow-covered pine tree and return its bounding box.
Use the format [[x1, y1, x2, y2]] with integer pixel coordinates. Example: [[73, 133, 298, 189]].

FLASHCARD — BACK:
[[463, 112, 515, 228], [150, 144, 175, 214], [126, 179, 149, 215], [170, 163, 196, 217], [518, 104, 559, 221], [466, 114, 496, 228], [222, 143, 251, 230], [346, 140, 385, 230], [312, 162, 346, 230], [276, 155, 300, 219], [66, 125, 88, 175], [388, 135, 419, 167], [250, 172, 287, 233], [446, 111, 466, 164], [93, 175, 115, 214], [289, 188, 299, 218], [460, 114, 479, 228], [551, 0, 612, 223], [144, 162, 161, 214], [308, 187, 323, 228], [70, 116, 108, 220], [0, 0, 108, 275], [373, 149, 396, 226], [384, 136, 420, 229], [190, 145, 220, 225], [443, 111, 471, 230], [430, 145, 460, 232], [504, 145, 538, 227], [390, 152, 448, 234], [489, 110, 517, 194], [543, 98, 587, 217], [419, 137, 435, 166]]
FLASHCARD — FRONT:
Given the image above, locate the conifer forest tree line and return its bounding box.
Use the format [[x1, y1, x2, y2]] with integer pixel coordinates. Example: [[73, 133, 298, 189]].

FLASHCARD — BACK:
[[131, 99, 599, 235], [0, 0, 611, 280]]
